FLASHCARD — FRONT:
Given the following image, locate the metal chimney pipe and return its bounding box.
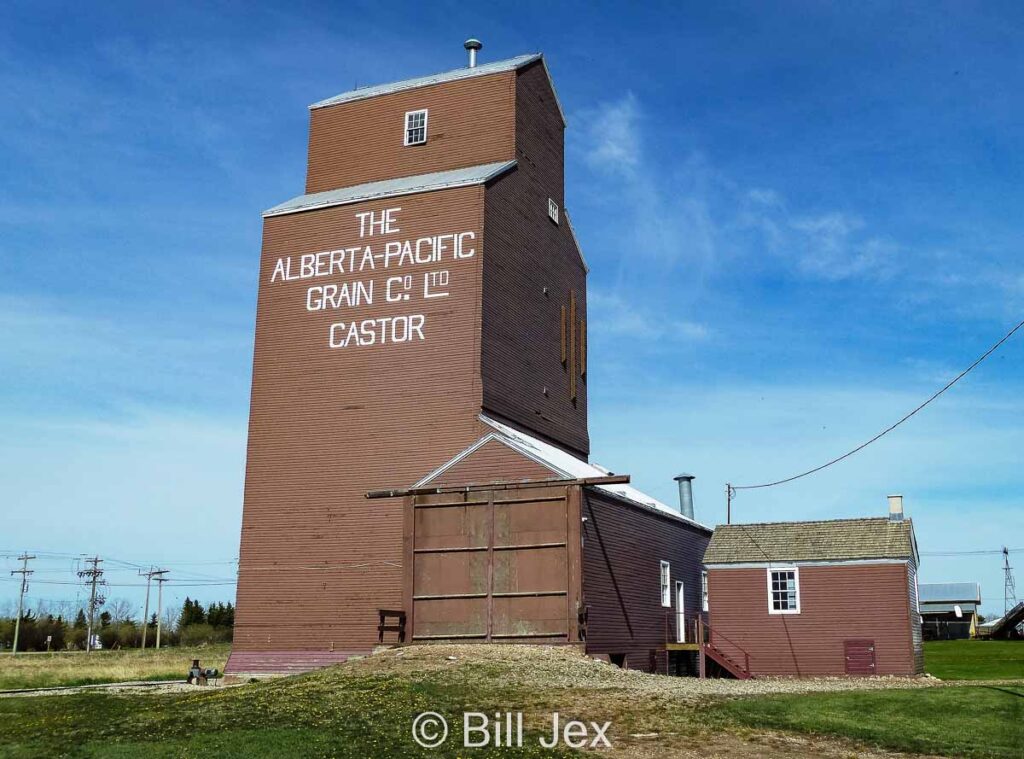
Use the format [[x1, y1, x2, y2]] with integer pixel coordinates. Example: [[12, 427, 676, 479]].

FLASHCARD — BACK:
[[888, 494, 904, 522], [464, 38, 482, 68], [673, 474, 695, 520]]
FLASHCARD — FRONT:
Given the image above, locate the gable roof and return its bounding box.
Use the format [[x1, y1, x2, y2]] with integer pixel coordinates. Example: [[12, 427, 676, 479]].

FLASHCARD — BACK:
[[416, 415, 712, 532], [704, 517, 917, 565], [310, 53, 566, 125], [919, 582, 981, 604], [263, 160, 517, 218]]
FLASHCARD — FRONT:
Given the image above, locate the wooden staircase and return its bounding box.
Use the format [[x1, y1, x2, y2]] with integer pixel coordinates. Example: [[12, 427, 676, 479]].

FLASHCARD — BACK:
[[702, 640, 752, 680], [663, 614, 753, 680]]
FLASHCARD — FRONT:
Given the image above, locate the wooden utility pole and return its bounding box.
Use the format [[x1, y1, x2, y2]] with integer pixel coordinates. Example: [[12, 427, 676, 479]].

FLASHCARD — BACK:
[[139, 568, 167, 650], [725, 484, 735, 525], [155, 574, 168, 649], [77, 557, 105, 653], [10, 553, 35, 655]]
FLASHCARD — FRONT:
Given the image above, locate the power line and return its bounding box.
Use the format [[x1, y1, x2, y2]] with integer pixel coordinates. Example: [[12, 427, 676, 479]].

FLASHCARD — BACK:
[[732, 316, 1024, 491], [922, 548, 1023, 557]]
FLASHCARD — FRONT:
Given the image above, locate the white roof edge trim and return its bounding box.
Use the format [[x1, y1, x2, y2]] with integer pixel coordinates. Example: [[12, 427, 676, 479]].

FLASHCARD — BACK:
[[704, 558, 910, 570], [263, 160, 517, 218], [477, 414, 712, 531], [309, 53, 567, 128], [411, 433, 558, 488], [535, 55, 568, 128], [562, 209, 589, 273]]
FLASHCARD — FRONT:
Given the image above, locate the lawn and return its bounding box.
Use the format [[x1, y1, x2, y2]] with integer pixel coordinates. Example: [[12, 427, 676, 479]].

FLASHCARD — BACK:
[[0, 656, 577, 759], [2, 644, 1023, 758], [0, 644, 230, 690], [720, 685, 1024, 759], [924, 639, 1024, 680]]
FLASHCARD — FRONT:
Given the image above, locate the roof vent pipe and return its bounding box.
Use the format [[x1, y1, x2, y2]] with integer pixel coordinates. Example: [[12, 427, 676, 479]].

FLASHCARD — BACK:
[[673, 474, 695, 521], [888, 494, 904, 522], [464, 38, 482, 68]]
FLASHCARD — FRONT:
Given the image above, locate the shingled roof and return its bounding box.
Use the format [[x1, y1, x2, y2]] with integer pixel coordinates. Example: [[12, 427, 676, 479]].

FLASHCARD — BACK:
[[703, 517, 917, 565]]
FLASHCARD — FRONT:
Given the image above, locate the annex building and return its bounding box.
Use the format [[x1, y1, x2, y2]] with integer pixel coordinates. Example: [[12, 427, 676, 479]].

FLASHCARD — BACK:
[[228, 44, 711, 675]]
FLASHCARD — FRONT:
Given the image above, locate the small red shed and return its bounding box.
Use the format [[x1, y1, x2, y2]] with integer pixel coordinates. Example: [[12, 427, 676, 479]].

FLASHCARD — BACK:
[[702, 496, 923, 677]]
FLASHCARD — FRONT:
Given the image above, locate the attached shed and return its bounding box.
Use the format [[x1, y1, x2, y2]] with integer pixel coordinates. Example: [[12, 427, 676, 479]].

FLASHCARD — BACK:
[[373, 415, 713, 673], [703, 497, 923, 677], [919, 582, 982, 640]]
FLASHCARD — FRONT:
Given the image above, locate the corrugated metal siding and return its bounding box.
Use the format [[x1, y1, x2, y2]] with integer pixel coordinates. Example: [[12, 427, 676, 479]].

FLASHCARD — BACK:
[[306, 72, 517, 194], [707, 564, 917, 676], [581, 490, 711, 672], [479, 62, 589, 457], [234, 186, 488, 654]]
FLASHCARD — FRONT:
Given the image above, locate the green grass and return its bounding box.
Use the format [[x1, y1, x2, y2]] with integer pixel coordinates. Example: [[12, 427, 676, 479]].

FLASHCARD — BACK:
[[925, 639, 1024, 680], [0, 645, 230, 690], [718, 685, 1024, 759], [3, 643, 1024, 758], [0, 659, 579, 758]]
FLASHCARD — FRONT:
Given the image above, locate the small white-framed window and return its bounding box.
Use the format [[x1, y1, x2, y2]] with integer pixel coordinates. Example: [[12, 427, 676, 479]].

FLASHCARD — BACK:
[[404, 109, 428, 146], [547, 197, 560, 224], [701, 570, 709, 612], [660, 561, 671, 607], [767, 567, 800, 614]]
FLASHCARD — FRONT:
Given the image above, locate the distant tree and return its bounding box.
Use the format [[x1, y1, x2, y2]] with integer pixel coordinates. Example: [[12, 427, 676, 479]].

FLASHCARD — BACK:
[[73, 609, 87, 629], [107, 598, 135, 625], [99, 611, 112, 628], [178, 598, 206, 628]]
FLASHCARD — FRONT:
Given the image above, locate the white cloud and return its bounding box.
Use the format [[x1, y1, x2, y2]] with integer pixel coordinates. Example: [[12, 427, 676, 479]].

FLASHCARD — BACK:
[[583, 93, 641, 174], [589, 289, 709, 342], [577, 94, 904, 284]]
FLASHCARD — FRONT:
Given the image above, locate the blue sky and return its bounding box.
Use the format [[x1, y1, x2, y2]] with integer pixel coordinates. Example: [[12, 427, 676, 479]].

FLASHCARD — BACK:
[[2, 1, 1022, 619]]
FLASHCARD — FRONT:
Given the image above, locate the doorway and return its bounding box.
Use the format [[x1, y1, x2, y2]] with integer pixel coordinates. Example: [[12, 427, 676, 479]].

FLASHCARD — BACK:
[[675, 581, 685, 643]]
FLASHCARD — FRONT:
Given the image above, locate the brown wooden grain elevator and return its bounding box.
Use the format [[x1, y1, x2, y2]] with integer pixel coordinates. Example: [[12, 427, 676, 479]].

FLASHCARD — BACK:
[[229, 43, 711, 676]]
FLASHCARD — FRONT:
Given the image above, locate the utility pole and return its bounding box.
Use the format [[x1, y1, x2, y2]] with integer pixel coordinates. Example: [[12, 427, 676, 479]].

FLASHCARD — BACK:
[[1004, 547, 1017, 615], [725, 484, 735, 525], [139, 567, 167, 650], [77, 557, 105, 653], [155, 574, 168, 649], [10, 553, 35, 655]]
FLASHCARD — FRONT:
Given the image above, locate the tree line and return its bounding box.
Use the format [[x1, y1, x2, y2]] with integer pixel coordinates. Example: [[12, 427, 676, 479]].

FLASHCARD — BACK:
[[0, 597, 234, 651]]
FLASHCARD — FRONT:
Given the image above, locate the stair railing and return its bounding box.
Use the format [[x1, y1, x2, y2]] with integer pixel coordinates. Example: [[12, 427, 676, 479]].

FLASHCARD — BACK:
[[699, 618, 751, 675]]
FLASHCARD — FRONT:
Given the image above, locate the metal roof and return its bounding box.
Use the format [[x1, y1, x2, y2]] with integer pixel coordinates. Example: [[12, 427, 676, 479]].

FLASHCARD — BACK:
[[703, 518, 917, 565], [311, 53, 544, 108], [919, 582, 981, 604], [263, 160, 517, 218], [415, 415, 712, 532], [920, 602, 979, 614]]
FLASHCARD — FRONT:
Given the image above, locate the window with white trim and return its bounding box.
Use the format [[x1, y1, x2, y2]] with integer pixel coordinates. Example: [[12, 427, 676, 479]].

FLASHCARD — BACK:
[[767, 568, 800, 614], [701, 570, 709, 612], [404, 109, 428, 146], [660, 561, 671, 607], [547, 197, 560, 224]]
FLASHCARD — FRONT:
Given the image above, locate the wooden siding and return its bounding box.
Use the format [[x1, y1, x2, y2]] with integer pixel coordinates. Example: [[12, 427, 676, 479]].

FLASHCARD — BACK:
[[234, 186, 489, 654], [425, 437, 555, 487], [707, 563, 918, 676], [581, 490, 711, 672], [306, 72, 517, 193], [404, 485, 583, 644], [480, 62, 589, 457]]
